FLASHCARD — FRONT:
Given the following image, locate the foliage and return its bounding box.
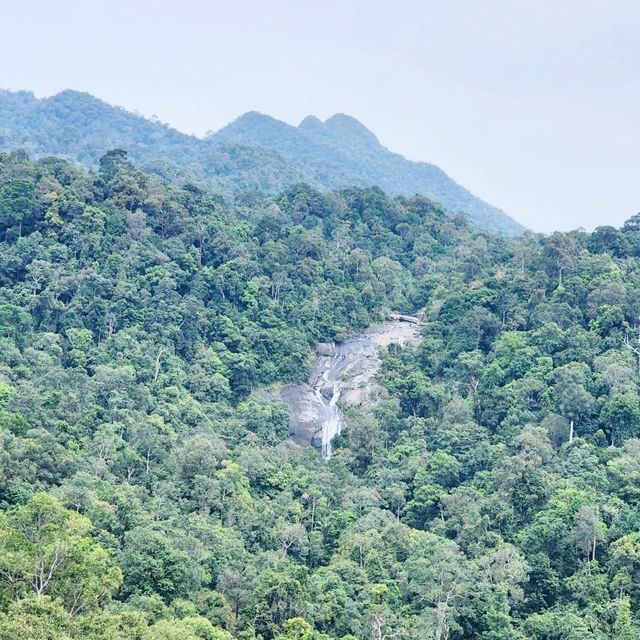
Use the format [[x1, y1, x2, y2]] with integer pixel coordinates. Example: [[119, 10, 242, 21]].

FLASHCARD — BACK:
[[0, 150, 639, 637]]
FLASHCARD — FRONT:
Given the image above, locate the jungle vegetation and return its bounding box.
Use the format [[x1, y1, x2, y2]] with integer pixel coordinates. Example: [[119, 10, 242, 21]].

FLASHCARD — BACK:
[[0, 149, 639, 639]]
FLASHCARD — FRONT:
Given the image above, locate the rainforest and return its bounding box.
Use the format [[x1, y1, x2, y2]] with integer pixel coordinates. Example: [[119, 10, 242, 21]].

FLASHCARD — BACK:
[[0, 146, 639, 639]]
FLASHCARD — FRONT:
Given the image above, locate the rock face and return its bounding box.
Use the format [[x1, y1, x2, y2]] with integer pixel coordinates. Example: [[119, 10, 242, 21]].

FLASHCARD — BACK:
[[391, 312, 422, 325], [282, 320, 422, 458], [315, 343, 337, 357]]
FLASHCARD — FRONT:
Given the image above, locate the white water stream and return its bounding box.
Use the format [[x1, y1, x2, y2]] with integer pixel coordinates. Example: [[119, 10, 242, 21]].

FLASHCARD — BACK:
[[281, 320, 422, 459]]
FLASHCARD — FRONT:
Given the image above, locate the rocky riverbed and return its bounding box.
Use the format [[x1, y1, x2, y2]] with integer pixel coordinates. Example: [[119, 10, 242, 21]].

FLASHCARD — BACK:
[[281, 319, 422, 458]]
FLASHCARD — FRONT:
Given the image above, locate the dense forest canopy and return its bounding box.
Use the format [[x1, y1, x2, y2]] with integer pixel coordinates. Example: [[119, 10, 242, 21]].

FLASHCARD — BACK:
[[0, 89, 523, 235], [0, 149, 640, 639]]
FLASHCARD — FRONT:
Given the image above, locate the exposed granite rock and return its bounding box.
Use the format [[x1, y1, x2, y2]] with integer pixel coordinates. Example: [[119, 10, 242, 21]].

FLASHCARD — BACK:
[[281, 320, 422, 458], [315, 342, 337, 357]]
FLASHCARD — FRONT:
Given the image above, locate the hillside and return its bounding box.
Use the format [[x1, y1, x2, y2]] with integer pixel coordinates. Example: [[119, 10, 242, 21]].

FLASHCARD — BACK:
[[214, 111, 523, 235], [0, 149, 640, 638], [0, 89, 310, 194], [0, 89, 523, 235]]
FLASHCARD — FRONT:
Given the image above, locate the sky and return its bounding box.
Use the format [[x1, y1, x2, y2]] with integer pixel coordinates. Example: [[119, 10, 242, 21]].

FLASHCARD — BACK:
[[1, 0, 639, 232]]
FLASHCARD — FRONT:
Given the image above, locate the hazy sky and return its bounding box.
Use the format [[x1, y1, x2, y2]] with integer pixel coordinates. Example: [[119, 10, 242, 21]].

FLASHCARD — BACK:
[[2, 0, 639, 232]]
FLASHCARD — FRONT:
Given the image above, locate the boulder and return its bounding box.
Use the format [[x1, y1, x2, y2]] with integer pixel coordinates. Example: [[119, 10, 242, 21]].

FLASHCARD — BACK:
[[316, 342, 336, 356], [391, 313, 421, 325]]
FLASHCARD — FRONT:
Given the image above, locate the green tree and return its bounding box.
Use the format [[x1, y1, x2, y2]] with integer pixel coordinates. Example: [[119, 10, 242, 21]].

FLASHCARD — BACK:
[[0, 494, 121, 613], [600, 394, 640, 445], [119, 528, 199, 603]]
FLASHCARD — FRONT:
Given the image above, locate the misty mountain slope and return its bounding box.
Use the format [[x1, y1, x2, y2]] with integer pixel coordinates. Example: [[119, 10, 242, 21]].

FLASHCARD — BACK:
[[0, 90, 311, 194], [0, 89, 523, 234], [213, 111, 524, 235]]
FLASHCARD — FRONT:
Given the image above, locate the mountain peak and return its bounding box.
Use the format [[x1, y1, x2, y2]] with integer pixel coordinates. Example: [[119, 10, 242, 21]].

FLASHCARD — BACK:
[[298, 115, 323, 132], [216, 111, 298, 145], [233, 110, 281, 126], [46, 89, 107, 106], [323, 113, 380, 146], [52, 88, 95, 98]]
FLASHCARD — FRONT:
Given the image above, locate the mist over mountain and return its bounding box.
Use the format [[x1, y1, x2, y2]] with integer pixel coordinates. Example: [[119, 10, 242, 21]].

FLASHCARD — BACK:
[[0, 89, 523, 235]]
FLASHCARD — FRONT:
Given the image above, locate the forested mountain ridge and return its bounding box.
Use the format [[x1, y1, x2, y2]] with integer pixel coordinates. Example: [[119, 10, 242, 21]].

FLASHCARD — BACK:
[[1, 149, 640, 639], [213, 111, 523, 235], [0, 89, 310, 194], [0, 89, 523, 235]]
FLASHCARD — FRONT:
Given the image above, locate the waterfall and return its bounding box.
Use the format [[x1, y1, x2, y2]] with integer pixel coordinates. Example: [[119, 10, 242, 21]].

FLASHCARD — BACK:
[[280, 319, 422, 459], [317, 352, 346, 459]]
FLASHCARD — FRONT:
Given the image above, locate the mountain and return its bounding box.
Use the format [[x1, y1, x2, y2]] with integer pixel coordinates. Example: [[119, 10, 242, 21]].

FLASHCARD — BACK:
[[214, 111, 523, 235], [0, 89, 310, 194], [1, 150, 640, 638], [0, 89, 524, 234]]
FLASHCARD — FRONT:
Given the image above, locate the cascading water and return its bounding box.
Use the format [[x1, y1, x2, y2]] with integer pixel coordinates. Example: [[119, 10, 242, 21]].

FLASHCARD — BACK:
[[280, 319, 422, 459], [317, 352, 348, 459], [313, 340, 375, 459], [317, 385, 341, 459]]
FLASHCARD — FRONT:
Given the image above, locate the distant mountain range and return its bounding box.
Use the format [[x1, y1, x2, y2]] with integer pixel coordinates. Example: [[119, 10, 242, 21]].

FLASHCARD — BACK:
[[0, 89, 524, 234]]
